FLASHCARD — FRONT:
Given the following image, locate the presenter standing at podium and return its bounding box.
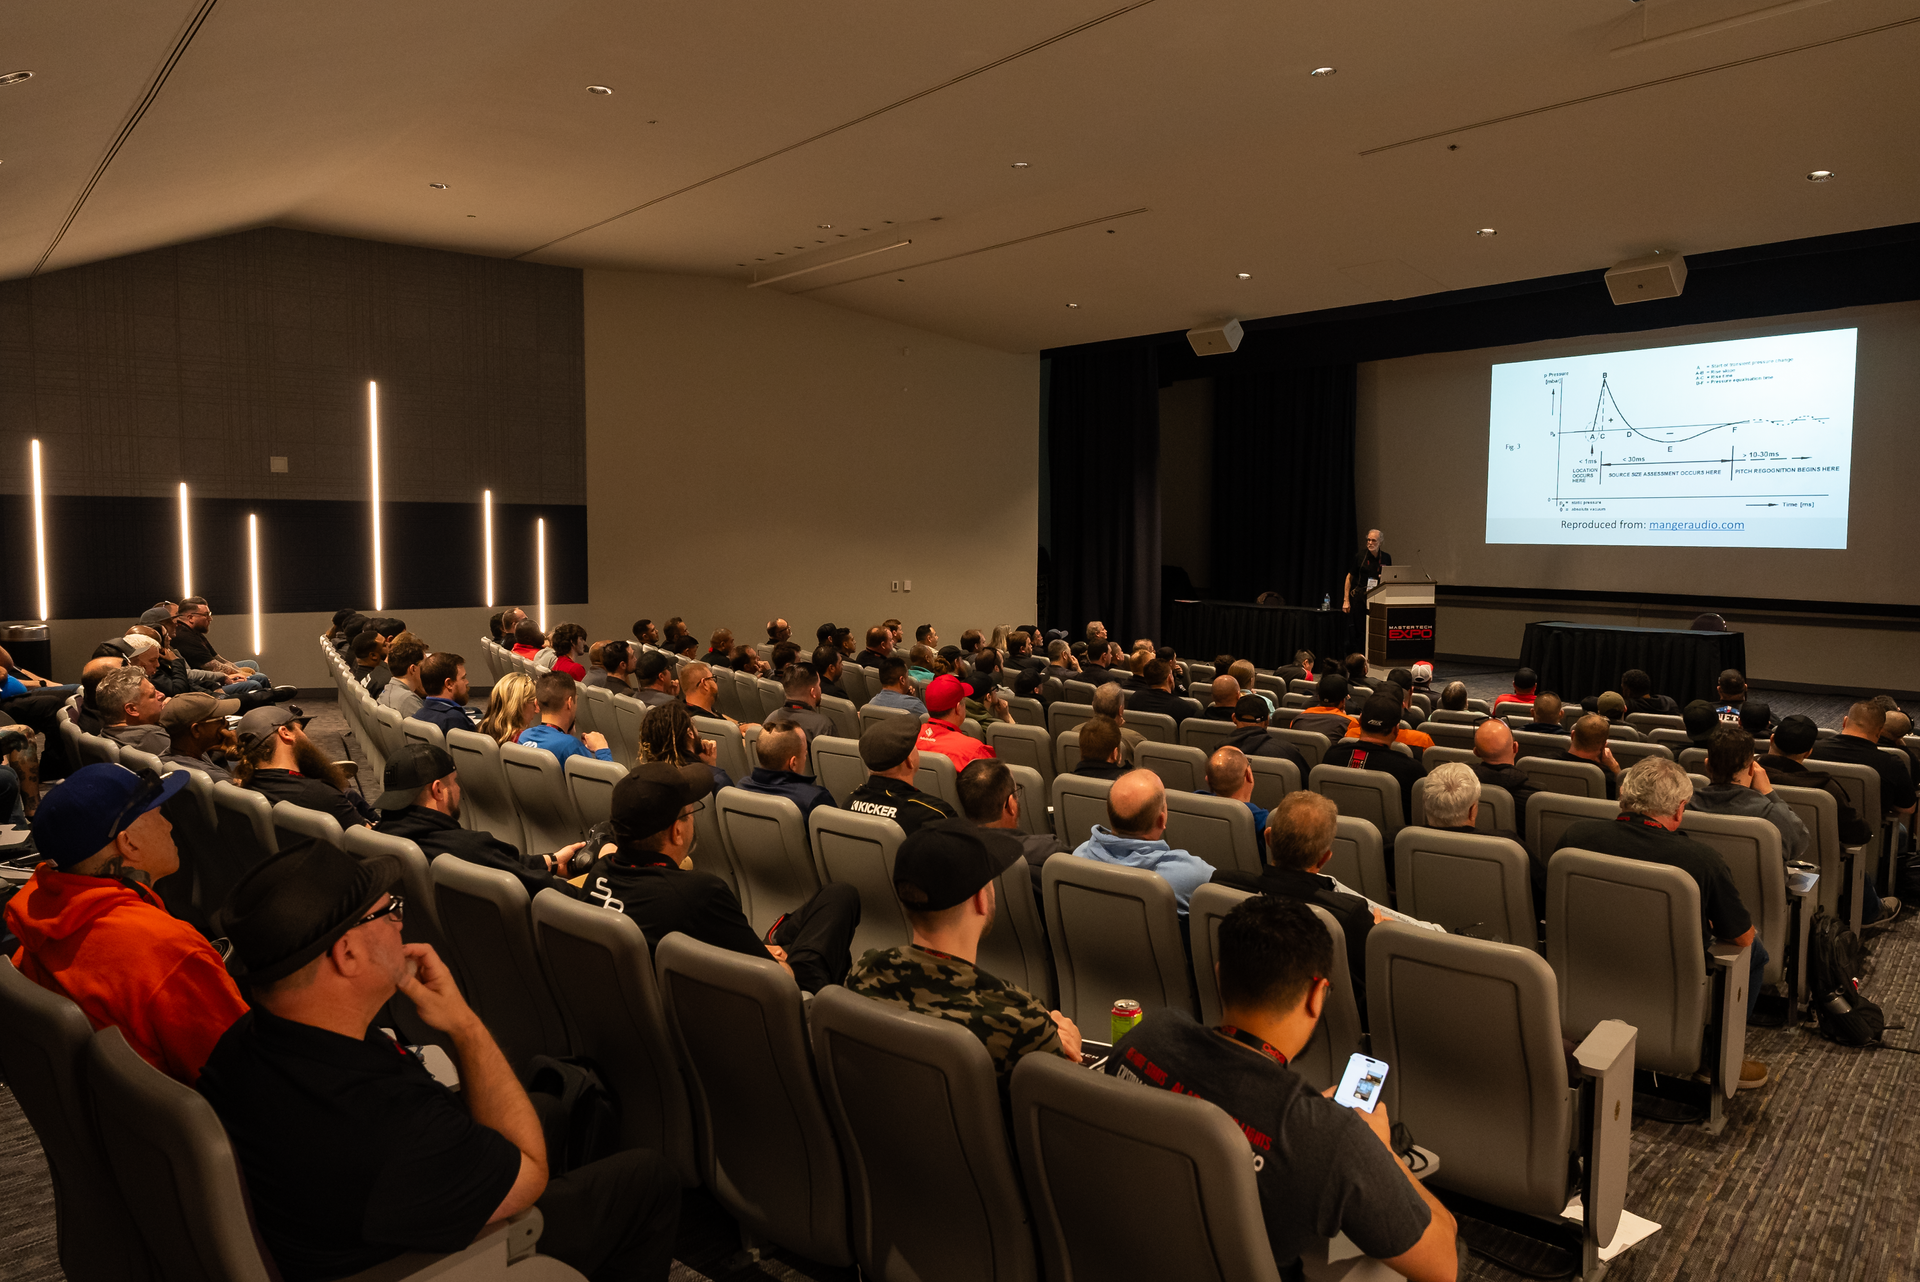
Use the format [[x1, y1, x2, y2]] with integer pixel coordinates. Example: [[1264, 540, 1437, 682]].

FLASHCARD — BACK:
[[1342, 528, 1391, 645]]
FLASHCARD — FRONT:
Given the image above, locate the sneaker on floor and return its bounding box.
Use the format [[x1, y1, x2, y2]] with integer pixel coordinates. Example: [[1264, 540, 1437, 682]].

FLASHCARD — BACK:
[[1738, 1059, 1769, 1091], [1880, 896, 1903, 920]]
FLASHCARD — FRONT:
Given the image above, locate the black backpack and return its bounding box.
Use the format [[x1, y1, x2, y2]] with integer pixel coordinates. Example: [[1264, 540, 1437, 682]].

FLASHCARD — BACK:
[[1805, 907, 1885, 1047]]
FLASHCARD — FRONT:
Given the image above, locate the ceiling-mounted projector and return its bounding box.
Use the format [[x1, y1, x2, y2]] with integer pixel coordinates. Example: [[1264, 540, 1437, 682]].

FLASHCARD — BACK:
[[1604, 251, 1687, 305], [1186, 318, 1244, 355]]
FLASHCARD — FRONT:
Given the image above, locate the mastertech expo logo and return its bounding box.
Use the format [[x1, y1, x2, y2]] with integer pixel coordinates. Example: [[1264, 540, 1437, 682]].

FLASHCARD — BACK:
[[1387, 625, 1433, 641]]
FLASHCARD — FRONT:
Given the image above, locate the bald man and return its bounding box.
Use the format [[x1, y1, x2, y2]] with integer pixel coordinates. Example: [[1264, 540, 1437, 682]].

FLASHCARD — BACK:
[[1204, 746, 1268, 844], [1070, 770, 1215, 915], [1204, 675, 1242, 722], [1470, 719, 1539, 813]]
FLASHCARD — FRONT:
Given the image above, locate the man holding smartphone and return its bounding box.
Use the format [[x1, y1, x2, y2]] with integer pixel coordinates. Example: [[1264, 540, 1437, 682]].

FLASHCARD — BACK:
[[1107, 896, 1459, 1282]]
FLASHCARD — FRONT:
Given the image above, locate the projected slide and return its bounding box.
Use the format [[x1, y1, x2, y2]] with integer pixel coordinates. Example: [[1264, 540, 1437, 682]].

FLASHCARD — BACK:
[[1485, 328, 1857, 549]]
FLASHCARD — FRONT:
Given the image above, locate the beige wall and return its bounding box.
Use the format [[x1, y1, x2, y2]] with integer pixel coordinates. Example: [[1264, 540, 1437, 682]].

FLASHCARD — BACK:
[[581, 271, 1040, 650]]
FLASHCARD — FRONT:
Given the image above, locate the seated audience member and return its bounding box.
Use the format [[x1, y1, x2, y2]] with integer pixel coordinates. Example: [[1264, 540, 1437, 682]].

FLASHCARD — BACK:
[[1223, 696, 1309, 774], [701, 627, 735, 668], [1551, 758, 1769, 1079], [869, 657, 929, 716], [516, 673, 612, 767], [159, 692, 242, 782], [5, 764, 248, 1083], [172, 596, 275, 694], [96, 665, 172, 754], [667, 634, 698, 658], [1072, 770, 1214, 915], [847, 819, 1083, 1081], [237, 705, 377, 828], [410, 652, 475, 736], [906, 645, 940, 689], [1759, 715, 1896, 922], [203, 841, 680, 1281], [510, 618, 545, 661], [1595, 690, 1628, 724], [957, 759, 1063, 894], [886, 619, 907, 651], [729, 644, 768, 676], [1321, 695, 1426, 819], [1294, 673, 1356, 740], [1342, 681, 1431, 751], [1229, 661, 1273, 714], [377, 639, 427, 718], [767, 618, 792, 647], [1090, 683, 1143, 762], [813, 643, 850, 701], [631, 618, 659, 646], [1741, 700, 1777, 740], [1126, 658, 1193, 726], [377, 744, 588, 901], [770, 663, 836, 743], [1205, 675, 1243, 721], [914, 623, 939, 649], [1072, 716, 1131, 781], [632, 651, 679, 708], [587, 639, 638, 695], [1043, 639, 1079, 684], [963, 650, 1011, 716], [1335, 652, 1363, 686], [855, 625, 893, 669], [1548, 714, 1622, 800], [1620, 668, 1676, 715], [1682, 699, 1719, 749], [1007, 629, 1046, 675], [918, 674, 999, 769], [1203, 746, 1268, 842], [961, 628, 985, 657], [1106, 895, 1457, 1281], [1713, 669, 1748, 722], [676, 660, 754, 729], [1690, 724, 1810, 863], [737, 721, 835, 829], [1812, 700, 1919, 825], [1527, 692, 1569, 735], [73, 655, 127, 734], [546, 623, 589, 681], [1470, 719, 1540, 815], [1408, 661, 1433, 697], [846, 717, 956, 836], [1420, 761, 1520, 845], [1490, 667, 1538, 713], [580, 764, 859, 992], [662, 616, 689, 648], [352, 629, 392, 697], [1438, 681, 1474, 715], [639, 702, 730, 791], [768, 640, 802, 673], [1085, 620, 1109, 649]]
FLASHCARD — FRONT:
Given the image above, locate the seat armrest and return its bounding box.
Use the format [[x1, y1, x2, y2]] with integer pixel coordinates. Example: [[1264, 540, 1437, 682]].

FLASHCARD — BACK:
[[336, 1209, 550, 1281], [1574, 1020, 1636, 1265], [1707, 942, 1751, 1103]]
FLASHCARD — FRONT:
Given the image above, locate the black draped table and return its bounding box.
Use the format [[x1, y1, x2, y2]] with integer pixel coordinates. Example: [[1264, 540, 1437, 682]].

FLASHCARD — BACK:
[[1517, 621, 1745, 705], [1164, 600, 1353, 670]]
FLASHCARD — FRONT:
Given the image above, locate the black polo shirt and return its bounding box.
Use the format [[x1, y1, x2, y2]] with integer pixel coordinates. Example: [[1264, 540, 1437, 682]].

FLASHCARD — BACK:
[[845, 775, 955, 835], [1212, 864, 1377, 1017], [378, 805, 587, 902], [197, 1010, 520, 1282], [1224, 724, 1308, 774], [577, 848, 768, 958], [1811, 733, 1917, 812], [1551, 814, 1751, 952], [245, 768, 377, 828], [1320, 738, 1424, 819]]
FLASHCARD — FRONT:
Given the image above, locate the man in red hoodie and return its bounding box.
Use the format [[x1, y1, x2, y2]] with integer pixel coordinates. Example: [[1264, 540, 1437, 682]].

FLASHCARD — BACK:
[[6, 763, 247, 1083]]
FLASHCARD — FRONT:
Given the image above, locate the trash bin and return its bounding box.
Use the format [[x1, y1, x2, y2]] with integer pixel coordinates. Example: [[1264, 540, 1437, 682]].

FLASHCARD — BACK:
[[0, 624, 53, 681]]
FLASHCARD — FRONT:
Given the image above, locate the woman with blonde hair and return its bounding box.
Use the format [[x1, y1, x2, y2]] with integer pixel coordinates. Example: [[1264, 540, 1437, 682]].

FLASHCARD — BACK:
[[478, 671, 539, 744]]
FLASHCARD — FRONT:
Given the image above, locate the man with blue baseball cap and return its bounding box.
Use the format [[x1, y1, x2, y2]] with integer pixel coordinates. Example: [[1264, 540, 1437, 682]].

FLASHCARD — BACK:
[[4, 763, 247, 1082]]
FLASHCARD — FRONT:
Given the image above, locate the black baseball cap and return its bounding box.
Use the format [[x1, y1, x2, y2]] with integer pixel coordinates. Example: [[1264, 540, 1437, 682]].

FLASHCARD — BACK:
[[1232, 695, 1270, 722], [1681, 699, 1718, 742], [376, 742, 458, 809], [892, 818, 1019, 912], [1740, 700, 1775, 735], [610, 762, 714, 841], [1772, 713, 1818, 755], [215, 838, 401, 987], [860, 715, 920, 770], [1359, 693, 1401, 733]]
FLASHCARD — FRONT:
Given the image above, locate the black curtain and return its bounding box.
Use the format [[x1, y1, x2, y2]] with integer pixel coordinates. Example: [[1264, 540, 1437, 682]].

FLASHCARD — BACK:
[[1210, 363, 1358, 611], [1045, 344, 1161, 642]]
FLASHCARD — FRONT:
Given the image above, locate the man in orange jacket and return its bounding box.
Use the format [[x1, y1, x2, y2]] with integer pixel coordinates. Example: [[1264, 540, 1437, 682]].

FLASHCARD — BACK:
[[6, 764, 247, 1083]]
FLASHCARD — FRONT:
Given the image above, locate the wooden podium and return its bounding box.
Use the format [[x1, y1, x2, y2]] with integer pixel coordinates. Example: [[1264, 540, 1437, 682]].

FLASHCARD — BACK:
[[1366, 566, 1436, 677]]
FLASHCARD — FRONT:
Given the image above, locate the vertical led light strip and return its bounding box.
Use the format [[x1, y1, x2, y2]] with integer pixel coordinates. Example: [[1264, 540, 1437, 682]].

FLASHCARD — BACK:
[[535, 518, 547, 632], [177, 482, 193, 600], [368, 380, 384, 611], [29, 440, 49, 621], [248, 514, 263, 656], [483, 489, 495, 606]]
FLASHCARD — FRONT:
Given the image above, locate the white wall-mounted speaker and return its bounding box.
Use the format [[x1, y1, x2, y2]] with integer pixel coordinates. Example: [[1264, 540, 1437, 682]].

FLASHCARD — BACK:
[[1186, 318, 1244, 356], [1604, 252, 1687, 305]]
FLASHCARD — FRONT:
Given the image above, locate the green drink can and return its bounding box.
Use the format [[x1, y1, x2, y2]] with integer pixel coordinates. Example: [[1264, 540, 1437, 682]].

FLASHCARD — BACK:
[[1110, 999, 1143, 1044]]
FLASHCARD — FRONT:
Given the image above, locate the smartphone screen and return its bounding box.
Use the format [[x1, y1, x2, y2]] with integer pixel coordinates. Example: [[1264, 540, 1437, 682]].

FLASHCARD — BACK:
[[1333, 1053, 1389, 1113]]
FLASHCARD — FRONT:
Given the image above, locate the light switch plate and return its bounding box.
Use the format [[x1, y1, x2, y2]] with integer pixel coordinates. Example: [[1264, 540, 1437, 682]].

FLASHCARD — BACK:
[[269, 456, 289, 473]]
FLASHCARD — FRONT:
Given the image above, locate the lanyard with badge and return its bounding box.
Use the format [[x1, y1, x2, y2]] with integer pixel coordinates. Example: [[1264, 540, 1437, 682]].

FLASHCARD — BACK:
[[1216, 1024, 1288, 1067]]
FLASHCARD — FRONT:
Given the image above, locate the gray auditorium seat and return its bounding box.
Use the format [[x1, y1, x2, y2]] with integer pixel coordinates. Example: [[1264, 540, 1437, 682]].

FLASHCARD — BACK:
[[1162, 790, 1261, 878], [400, 716, 447, 752], [1062, 680, 1098, 705], [975, 854, 1056, 1008], [1049, 772, 1114, 849], [1516, 755, 1609, 799], [501, 742, 587, 853], [270, 800, 344, 851], [1125, 710, 1177, 744], [754, 676, 787, 722], [1368, 928, 1635, 1279], [78, 732, 120, 766], [1308, 762, 1404, 841], [809, 807, 913, 959], [607, 693, 646, 767], [1134, 740, 1207, 793], [810, 734, 868, 806], [446, 728, 529, 853], [1326, 815, 1389, 907], [654, 934, 852, 1266], [208, 784, 278, 908], [1525, 792, 1619, 860], [715, 786, 822, 936], [691, 715, 752, 784], [1773, 783, 1866, 936], [1009, 1053, 1282, 1282], [1178, 716, 1236, 756], [819, 694, 860, 739], [1041, 854, 1194, 1024], [809, 987, 1039, 1282], [429, 855, 573, 1073], [1417, 721, 1479, 750], [1680, 811, 1787, 990], [1045, 701, 1096, 740], [913, 750, 962, 809], [1418, 744, 1478, 771], [1547, 849, 1750, 1134], [530, 891, 699, 1185], [1003, 763, 1052, 837], [1267, 726, 1331, 768], [1394, 827, 1536, 947], [1610, 739, 1676, 770], [563, 755, 626, 834], [1814, 760, 1885, 900], [859, 702, 922, 740], [1245, 755, 1301, 810], [1626, 712, 1686, 732], [1053, 729, 1081, 777]]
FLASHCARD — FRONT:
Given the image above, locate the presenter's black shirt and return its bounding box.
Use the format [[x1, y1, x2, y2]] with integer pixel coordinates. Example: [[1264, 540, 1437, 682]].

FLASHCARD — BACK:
[[1348, 550, 1391, 604]]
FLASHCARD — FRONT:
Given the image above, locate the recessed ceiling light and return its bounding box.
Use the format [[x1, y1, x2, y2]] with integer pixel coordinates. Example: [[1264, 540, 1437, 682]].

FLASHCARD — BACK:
[[428, 182, 448, 190], [0, 71, 32, 87], [586, 84, 613, 95], [1066, 303, 1080, 309], [1806, 169, 1836, 182], [1237, 272, 1251, 279], [817, 223, 833, 228], [1309, 66, 1336, 77], [1475, 228, 1498, 236], [1012, 162, 1030, 168]]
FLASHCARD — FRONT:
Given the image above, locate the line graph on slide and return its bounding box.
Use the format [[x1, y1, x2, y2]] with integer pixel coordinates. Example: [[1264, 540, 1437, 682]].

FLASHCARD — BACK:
[[1485, 327, 1857, 549]]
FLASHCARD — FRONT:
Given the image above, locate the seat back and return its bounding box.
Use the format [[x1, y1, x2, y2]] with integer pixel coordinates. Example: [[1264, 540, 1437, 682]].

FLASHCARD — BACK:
[[913, 750, 962, 809], [1773, 784, 1848, 922], [500, 741, 586, 853], [428, 855, 572, 1072], [84, 1028, 273, 1282], [691, 715, 752, 784], [1244, 755, 1301, 809], [1611, 740, 1676, 771], [606, 693, 645, 767], [810, 808, 912, 958], [1393, 828, 1536, 948], [859, 702, 923, 739], [1061, 680, 1098, 705], [811, 734, 868, 806], [1004, 695, 1046, 728], [270, 800, 343, 851], [1134, 741, 1207, 793], [715, 787, 821, 936], [565, 755, 627, 834], [530, 891, 699, 1185], [364, 704, 405, 784], [809, 987, 1039, 1282], [1009, 1053, 1282, 1282], [1326, 815, 1390, 906], [398, 716, 446, 753], [711, 668, 749, 722], [1049, 772, 1115, 850], [1680, 810, 1787, 989], [1004, 763, 1052, 837], [1125, 710, 1177, 744], [1053, 730, 1081, 777], [445, 728, 528, 853], [975, 852, 1056, 1007], [819, 694, 860, 739], [1546, 849, 1706, 1075], [1525, 792, 1619, 858], [1516, 755, 1609, 799], [578, 685, 616, 747], [1308, 762, 1403, 839], [1177, 716, 1236, 757], [0, 961, 154, 1282], [78, 732, 120, 766], [1419, 745, 1478, 771], [1041, 855, 1194, 1024], [654, 933, 851, 1265], [1816, 760, 1884, 873], [755, 676, 788, 722], [1265, 727, 1330, 769], [1044, 701, 1095, 740], [1367, 928, 1576, 1217], [985, 721, 1054, 787], [1418, 721, 1480, 750], [1162, 790, 1261, 878], [1626, 712, 1685, 732], [205, 783, 278, 911]]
